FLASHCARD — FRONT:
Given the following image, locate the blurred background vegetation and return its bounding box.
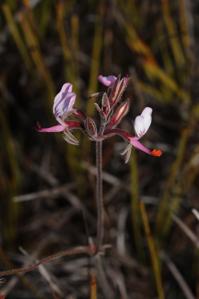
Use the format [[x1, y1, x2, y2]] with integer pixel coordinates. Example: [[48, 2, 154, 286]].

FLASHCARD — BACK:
[[0, 0, 199, 298]]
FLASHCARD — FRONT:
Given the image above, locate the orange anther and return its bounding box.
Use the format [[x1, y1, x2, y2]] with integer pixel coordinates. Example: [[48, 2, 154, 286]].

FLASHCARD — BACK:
[[151, 149, 162, 157]]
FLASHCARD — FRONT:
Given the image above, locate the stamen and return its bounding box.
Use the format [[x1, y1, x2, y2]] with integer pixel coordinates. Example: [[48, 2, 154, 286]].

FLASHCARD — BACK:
[[151, 149, 162, 157]]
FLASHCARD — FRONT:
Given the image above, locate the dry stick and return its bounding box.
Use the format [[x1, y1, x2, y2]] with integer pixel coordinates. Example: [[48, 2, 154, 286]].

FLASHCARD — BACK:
[[13, 184, 74, 203], [83, 162, 158, 204], [140, 201, 165, 299], [192, 209, 199, 221], [82, 161, 124, 187], [19, 247, 63, 298], [0, 248, 44, 299], [26, 160, 96, 224], [95, 255, 114, 299], [0, 245, 111, 277], [1, 248, 45, 297], [0, 246, 92, 277], [172, 214, 199, 248], [161, 252, 196, 299], [90, 269, 97, 299], [107, 268, 128, 299], [0, 239, 53, 297]]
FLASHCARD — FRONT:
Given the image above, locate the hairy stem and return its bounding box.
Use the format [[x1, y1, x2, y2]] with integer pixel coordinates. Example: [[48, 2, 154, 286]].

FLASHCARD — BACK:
[[96, 140, 104, 250]]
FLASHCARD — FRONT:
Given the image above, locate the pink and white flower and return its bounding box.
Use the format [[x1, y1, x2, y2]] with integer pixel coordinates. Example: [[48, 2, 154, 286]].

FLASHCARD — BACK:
[[129, 107, 162, 156], [104, 107, 162, 158], [53, 83, 76, 124], [134, 107, 152, 138], [37, 79, 162, 157], [37, 83, 81, 138]]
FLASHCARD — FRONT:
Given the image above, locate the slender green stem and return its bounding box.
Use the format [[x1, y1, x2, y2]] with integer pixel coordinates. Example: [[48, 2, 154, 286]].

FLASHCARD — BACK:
[[96, 140, 104, 250]]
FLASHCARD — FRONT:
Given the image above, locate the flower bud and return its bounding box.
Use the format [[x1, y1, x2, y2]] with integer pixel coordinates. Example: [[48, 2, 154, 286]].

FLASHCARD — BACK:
[[108, 99, 130, 128]]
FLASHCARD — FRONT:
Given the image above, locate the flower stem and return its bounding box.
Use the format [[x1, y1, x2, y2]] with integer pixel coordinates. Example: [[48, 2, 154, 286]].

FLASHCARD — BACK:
[[96, 140, 104, 250]]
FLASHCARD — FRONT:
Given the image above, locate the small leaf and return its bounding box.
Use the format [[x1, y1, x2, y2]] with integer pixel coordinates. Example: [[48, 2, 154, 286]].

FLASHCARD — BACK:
[[94, 103, 102, 114], [84, 117, 97, 138], [121, 144, 133, 163], [63, 130, 79, 145]]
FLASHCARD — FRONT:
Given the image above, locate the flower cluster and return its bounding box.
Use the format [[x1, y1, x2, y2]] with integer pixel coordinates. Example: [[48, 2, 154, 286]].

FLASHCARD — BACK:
[[38, 75, 162, 161]]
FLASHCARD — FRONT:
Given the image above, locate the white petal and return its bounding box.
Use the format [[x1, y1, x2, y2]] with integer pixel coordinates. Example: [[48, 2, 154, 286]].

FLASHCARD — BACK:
[[53, 83, 73, 115], [134, 107, 152, 138], [53, 83, 76, 121]]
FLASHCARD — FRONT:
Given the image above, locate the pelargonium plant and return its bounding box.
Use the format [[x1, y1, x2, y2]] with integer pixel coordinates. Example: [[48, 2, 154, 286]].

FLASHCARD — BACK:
[[38, 75, 162, 159], [0, 75, 163, 299], [38, 74, 162, 252]]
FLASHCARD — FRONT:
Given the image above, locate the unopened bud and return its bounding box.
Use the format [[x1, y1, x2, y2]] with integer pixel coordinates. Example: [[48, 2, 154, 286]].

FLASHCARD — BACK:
[[101, 93, 111, 119], [109, 76, 129, 106], [108, 99, 130, 128]]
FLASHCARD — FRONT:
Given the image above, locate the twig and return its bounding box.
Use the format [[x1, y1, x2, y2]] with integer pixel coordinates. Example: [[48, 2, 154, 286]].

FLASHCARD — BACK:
[[161, 252, 196, 299], [0, 246, 91, 277], [90, 269, 97, 299], [24, 161, 96, 223], [0, 246, 46, 297], [107, 269, 128, 299], [13, 184, 74, 203], [95, 255, 114, 299], [0, 245, 111, 277], [0, 247, 44, 298], [172, 214, 199, 248], [19, 248, 63, 298], [82, 161, 124, 187], [140, 201, 165, 299], [192, 209, 199, 221], [27, 160, 59, 186], [83, 162, 159, 203], [116, 207, 128, 256]]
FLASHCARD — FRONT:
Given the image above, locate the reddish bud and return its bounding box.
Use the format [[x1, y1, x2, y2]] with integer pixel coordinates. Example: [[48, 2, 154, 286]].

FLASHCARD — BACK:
[[108, 99, 130, 128], [109, 76, 129, 106], [101, 93, 111, 118]]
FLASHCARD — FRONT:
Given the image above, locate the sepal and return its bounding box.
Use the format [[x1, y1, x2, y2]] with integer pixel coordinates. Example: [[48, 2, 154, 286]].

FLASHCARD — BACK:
[[84, 117, 97, 138]]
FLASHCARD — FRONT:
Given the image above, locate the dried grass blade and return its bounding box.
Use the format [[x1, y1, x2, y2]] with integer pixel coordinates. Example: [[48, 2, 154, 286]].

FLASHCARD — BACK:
[[2, 4, 31, 69], [140, 201, 165, 299], [161, 252, 196, 299]]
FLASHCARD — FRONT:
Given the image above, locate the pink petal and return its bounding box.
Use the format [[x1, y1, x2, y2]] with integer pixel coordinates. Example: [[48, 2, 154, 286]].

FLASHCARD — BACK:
[[130, 137, 162, 157], [98, 75, 117, 87], [130, 137, 151, 154], [36, 121, 81, 133], [37, 124, 65, 133]]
